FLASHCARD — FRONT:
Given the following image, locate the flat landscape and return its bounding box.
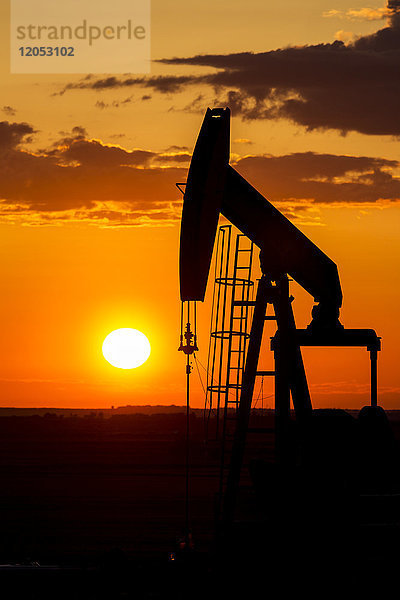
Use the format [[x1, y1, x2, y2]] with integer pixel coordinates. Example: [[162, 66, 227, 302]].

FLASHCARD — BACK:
[[0, 407, 400, 598], [0, 410, 223, 564]]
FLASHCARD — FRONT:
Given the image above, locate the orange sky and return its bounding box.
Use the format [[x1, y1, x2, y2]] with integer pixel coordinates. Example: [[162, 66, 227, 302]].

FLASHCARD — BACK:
[[0, 0, 399, 409]]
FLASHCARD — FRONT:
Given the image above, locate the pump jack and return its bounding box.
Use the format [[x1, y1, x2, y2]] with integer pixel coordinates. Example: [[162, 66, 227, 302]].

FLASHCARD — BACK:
[[179, 107, 383, 534]]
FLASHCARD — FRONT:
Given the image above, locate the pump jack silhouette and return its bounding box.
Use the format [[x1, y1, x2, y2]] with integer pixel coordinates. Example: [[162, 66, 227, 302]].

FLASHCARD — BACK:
[[179, 108, 389, 538]]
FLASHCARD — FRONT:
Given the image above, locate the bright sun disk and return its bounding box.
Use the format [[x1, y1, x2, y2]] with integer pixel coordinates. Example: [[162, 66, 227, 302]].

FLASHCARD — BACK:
[[102, 328, 151, 369]]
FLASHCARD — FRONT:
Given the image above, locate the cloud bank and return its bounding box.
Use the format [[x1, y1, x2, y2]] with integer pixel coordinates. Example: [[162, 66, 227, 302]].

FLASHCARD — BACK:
[[0, 120, 399, 226], [58, 12, 400, 137]]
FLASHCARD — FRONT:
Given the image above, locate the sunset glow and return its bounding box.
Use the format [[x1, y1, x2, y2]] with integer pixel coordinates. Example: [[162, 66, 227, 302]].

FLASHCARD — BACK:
[[0, 0, 399, 409]]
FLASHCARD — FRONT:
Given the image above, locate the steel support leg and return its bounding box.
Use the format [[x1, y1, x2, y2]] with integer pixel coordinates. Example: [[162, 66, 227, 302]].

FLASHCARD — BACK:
[[370, 349, 378, 407], [273, 276, 291, 466]]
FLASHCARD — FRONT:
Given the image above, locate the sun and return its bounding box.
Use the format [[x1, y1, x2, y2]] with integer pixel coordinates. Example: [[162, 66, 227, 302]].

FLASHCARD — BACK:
[[102, 328, 151, 369]]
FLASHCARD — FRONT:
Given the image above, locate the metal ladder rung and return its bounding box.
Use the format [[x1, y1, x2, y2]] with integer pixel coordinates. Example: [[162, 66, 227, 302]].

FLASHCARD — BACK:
[[256, 370, 275, 376], [233, 301, 256, 307]]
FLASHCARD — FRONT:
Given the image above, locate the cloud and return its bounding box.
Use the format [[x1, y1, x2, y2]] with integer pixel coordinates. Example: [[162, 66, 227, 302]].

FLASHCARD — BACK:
[[57, 75, 196, 96], [2, 106, 16, 116], [323, 9, 341, 18], [0, 123, 183, 225], [95, 96, 133, 109], [60, 138, 156, 167], [165, 144, 190, 152], [1, 120, 399, 227], [154, 152, 191, 164], [156, 19, 400, 135], [233, 152, 400, 204], [334, 30, 356, 43], [233, 138, 253, 145], [323, 7, 390, 21], [0, 121, 36, 150], [56, 13, 400, 136]]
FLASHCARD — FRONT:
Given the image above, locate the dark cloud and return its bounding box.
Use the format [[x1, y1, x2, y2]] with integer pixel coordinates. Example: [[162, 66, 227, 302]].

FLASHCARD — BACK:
[[0, 121, 36, 150], [95, 96, 133, 110], [0, 122, 183, 223], [1, 120, 399, 226], [2, 106, 16, 117], [57, 75, 196, 96], [60, 138, 156, 167], [154, 152, 191, 163], [233, 153, 400, 204], [52, 125, 87, 149], [165, 144, 190, 152], [158, 20, 400, 135], [57, 14, 400, 136], [71, 125, 87, 137]]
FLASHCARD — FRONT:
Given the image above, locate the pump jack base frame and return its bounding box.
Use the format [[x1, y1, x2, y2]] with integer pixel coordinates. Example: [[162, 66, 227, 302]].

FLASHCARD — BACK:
[[220, 275, 381, 531]]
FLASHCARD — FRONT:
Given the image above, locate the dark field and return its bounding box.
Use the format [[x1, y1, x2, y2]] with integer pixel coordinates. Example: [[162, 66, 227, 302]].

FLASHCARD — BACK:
[[1, 408, 400, 598], [0, 411, 222, 563]]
